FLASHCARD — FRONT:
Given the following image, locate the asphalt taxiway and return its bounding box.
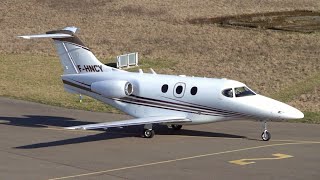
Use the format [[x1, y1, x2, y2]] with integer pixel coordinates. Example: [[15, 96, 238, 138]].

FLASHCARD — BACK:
[[0, 97, 319, 180]]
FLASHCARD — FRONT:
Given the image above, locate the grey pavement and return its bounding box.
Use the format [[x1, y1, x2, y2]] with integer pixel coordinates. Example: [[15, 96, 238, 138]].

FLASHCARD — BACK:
[[0, 97, 319, 180]]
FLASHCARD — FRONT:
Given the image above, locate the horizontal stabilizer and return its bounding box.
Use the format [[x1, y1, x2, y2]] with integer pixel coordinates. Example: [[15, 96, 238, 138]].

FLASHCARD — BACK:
[[18, 33, 72, 39], [18, 26, 112, 76], [65, 116, 191, 130]]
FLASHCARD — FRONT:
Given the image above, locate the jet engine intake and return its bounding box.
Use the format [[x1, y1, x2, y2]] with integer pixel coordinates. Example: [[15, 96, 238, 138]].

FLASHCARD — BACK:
[[91, 80, 133, 98]]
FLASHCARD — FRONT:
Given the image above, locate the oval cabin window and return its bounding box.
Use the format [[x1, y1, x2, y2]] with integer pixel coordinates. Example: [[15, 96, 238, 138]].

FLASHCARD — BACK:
[[190, 87, 198, 95], [161, 84, 168, 93], [176, 85, 183, 94]]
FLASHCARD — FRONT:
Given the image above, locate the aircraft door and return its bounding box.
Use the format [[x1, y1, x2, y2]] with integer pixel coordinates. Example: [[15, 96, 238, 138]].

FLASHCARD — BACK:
[[173, 82, 186, 98]]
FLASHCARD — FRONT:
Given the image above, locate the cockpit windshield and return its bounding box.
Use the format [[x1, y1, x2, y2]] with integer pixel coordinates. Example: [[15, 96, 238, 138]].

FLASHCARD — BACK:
[[234, 86, 256, 97], [222, 86, 256, 98], [222, 88, 233, 98]]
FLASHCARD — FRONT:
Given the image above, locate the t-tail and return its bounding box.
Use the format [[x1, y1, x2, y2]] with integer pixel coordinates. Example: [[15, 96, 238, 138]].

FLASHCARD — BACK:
[[18, 26, 113, 74]]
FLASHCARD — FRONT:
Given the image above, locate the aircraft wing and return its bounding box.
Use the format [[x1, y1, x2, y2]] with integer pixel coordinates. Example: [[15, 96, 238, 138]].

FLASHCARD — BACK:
[[65, 116, 191, 130], [18, 34, 72, 39]]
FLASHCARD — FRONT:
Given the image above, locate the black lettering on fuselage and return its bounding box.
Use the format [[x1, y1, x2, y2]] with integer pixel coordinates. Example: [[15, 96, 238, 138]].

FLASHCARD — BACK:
[[88, 65, 95, 72], [79, 65, 104, 73], [84, 65, 90, 72], [98, 65, 103, 72], [77, 65, 82, 72], [94, 65, 99, 72]]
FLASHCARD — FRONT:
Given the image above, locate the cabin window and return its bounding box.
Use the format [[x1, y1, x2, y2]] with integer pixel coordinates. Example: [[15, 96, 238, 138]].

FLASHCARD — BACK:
[[190, 86, 198, 95], [176, 85, 183, 94], [173, 82, 186, 98], [235, 86, 256, 97], [222, 88, 233, 98], [161, 84, 168, 93]]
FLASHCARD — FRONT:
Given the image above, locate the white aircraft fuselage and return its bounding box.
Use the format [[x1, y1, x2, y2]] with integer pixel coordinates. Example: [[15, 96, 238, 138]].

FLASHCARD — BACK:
[[62, 71, 303, 124], [19, 26, 304, 140]]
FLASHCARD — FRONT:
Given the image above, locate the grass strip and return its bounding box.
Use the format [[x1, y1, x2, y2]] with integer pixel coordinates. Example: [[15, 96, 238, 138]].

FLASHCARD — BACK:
[[271, 73, 320, 102]]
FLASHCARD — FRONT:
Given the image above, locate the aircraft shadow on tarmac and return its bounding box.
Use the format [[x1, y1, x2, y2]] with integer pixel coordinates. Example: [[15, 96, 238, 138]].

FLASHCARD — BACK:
[[0, 115, 92, 128], [0, 115, 246, 149]]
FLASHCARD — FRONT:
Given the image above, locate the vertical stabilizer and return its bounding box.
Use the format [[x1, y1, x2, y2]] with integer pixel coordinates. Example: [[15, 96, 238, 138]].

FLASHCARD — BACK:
[[19, 26, 112, 74]]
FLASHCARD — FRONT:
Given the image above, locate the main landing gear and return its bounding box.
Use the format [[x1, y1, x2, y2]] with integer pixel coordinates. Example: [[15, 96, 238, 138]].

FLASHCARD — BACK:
[[143, 124, 155, 138], [142, 124, 183, 138], [143, 129, 155, 138], [261, 121, 271, 141]]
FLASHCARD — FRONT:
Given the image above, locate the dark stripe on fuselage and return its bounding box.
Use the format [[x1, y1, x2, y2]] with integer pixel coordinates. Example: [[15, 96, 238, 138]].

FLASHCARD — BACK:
[[62, 79, 92, 92], [161, 96, 241, 115], [116, 98, 245, 118], [122, 96, 239, 117], [128, 95, 247, 117], [72, 80, 91, 87]]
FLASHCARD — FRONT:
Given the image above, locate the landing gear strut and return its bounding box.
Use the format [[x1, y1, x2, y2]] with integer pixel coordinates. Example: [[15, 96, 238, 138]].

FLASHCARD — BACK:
[[143, 124, 155, 138], [261, 121, 271, 141]]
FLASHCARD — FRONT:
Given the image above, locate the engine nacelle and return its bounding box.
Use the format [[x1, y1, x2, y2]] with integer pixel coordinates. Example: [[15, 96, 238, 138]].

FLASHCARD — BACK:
[[91, 80, 133, 98]]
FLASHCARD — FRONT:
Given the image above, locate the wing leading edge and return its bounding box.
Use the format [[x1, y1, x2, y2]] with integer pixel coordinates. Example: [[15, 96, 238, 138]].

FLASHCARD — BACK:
[[65, 116, 191, 130]]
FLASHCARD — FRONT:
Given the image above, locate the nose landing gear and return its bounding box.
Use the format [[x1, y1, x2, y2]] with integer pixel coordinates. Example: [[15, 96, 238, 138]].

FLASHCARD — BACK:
[[261, 121, 271, 141]]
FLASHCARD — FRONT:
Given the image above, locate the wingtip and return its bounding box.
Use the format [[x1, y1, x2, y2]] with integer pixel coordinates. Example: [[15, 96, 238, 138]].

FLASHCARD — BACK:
[[63, 26, 78, 34], [17, 35, 31, 39], [65, 126, 86, 130]]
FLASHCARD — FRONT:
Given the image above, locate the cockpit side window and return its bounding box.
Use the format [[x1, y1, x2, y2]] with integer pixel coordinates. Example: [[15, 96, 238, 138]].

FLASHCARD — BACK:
[[222, 88, 233, 98], [235, 86, 256, 97]]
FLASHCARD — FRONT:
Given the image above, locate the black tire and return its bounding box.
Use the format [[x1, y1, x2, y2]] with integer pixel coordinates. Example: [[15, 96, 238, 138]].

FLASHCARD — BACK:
[[171, 124, 183, 130], [143, 129, 155, 138], [261, 131, 271, 141]]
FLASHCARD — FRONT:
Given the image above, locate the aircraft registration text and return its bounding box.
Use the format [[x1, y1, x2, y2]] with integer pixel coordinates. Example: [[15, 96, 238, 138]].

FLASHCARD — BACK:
[[77, 65, 103, 72]]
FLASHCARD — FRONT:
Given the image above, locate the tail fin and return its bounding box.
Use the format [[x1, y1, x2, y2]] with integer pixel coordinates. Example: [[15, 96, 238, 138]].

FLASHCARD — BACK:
[[19, 26, 112, 74]]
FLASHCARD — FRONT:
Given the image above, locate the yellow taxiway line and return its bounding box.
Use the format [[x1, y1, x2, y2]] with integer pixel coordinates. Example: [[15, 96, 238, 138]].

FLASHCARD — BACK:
[[48, 140, 320, 180], [229, 153, 294, 165]]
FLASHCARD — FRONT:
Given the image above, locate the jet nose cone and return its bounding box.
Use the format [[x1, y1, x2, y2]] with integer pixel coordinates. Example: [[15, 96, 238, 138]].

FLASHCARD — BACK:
[[292, 108, 304, 119], [278, 106, 304, 119]]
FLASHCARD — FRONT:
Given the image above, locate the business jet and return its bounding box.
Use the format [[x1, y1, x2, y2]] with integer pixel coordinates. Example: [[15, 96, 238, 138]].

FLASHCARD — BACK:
[[18, 27, 304, 141]]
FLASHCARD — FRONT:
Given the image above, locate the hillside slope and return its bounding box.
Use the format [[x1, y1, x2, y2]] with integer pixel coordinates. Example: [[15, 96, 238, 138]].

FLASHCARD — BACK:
[[0, 0, 319, 116]]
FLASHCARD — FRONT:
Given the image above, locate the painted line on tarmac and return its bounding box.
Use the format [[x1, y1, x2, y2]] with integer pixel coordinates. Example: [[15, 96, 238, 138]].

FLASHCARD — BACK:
[[48, 140, 320, 180], [229, 153, 294, 165], [273, 139, 320, 143]]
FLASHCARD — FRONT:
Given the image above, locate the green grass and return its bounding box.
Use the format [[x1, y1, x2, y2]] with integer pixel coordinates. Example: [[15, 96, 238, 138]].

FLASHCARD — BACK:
[[0, 54, 119, 113], [271, 73, 320, 102], [100, 57, 178, 73], [270, 73, 320, 124], [0, 54, 177, 114], [292, 112, 320, 123]]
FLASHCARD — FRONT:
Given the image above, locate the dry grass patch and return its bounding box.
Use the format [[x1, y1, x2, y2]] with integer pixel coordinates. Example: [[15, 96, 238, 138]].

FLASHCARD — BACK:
[[0, 54, 119, 113], [0, 54, 177, 113], [0, 0, 319, 122], [189, 10, 320, 33]]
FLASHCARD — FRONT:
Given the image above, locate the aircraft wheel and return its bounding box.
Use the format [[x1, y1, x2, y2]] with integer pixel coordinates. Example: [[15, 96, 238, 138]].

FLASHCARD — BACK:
[[261, 131, 271, 141], [171, 124, 182, 130], [143, 129, 155, 138]]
